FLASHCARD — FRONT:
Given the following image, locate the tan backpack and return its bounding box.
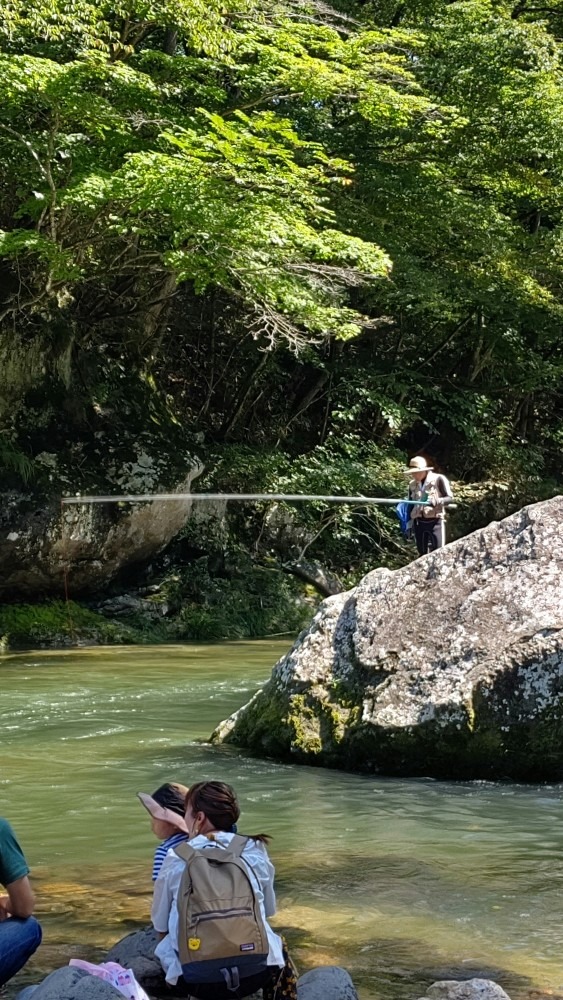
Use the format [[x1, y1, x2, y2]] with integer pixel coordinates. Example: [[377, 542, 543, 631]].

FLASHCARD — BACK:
[[175, 835, 270, 995]]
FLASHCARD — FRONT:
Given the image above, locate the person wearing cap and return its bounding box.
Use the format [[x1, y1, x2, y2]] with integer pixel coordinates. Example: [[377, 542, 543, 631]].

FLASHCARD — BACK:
[[138, 783, 190, 882], [0, 816, 42, 987], [403, 455, 454, 555]]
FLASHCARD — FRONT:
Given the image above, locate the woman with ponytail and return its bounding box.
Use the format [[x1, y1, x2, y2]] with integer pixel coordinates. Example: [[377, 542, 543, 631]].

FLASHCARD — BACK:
[[151, 780, 296, 1000]]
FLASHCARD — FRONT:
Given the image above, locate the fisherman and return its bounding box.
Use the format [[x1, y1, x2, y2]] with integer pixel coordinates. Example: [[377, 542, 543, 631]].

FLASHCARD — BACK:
[[403, 456, 454, 556]]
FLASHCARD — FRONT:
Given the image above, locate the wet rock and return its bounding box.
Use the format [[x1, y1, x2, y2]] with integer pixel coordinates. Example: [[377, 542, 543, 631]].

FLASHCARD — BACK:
[[297, 967, 358, 1000], [418, 980, 512, 1000], [14, 966, 122, 1000], [214, 496, 563, 780], [104, 927, 163, 993]]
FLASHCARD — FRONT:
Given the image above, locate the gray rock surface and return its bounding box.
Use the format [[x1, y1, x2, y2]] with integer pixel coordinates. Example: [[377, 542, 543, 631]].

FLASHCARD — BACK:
[[418, 979, 512, 1000], [214, 496, 563, 779], [0, 461, 201, 597], [14, 967, 122, 1000], [297, 966, 358, 1000], [104, 927, 163, 993]]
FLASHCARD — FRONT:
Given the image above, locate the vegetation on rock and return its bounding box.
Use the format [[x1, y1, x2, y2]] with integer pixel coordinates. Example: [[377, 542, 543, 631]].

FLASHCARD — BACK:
[[0, 601, 142, 649]]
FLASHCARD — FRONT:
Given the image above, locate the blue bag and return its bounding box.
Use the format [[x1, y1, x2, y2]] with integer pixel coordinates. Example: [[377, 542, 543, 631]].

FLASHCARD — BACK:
[[395, 501, 412, 539]]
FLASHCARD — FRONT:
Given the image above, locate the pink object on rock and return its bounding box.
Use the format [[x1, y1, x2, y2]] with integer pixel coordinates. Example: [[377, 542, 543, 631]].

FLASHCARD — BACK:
[[69, 959, 151, 1000]]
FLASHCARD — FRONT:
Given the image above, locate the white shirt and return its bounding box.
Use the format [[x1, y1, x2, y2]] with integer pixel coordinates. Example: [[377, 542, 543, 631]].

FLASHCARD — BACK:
[[151, 831, 284, 985]]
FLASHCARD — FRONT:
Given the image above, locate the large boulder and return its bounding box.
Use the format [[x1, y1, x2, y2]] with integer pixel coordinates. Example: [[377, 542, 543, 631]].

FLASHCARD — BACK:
[[213, 496, 563, 780], [0, 462, 201, 597]]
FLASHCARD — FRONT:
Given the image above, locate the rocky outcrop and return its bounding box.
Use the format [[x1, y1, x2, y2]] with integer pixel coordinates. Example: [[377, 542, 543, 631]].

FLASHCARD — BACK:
[[0, 461, 202, 597], [213, 496, 563, 780]]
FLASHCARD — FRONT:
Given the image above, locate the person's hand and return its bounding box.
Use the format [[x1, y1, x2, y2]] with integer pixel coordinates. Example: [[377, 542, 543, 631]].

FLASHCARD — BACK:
[[0, 896, 12, 920], [427, 496, 439, 508]]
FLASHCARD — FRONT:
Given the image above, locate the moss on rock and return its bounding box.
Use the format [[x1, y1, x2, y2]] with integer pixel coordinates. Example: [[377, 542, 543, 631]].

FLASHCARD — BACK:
[[0, 600, 143, 650]]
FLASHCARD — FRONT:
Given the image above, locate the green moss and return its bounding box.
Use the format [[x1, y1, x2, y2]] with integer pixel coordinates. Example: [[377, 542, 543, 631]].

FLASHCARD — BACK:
[[279, 692, 354, 760], [0, 600, 142, 650], [222, 678, 563, 781], [286, 694, 323, 755], [228, 686, 294, 756]]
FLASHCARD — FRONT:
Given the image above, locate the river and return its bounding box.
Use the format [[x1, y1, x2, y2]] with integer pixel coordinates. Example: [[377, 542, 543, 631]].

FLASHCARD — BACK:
[[2, 641, 563, 1000]]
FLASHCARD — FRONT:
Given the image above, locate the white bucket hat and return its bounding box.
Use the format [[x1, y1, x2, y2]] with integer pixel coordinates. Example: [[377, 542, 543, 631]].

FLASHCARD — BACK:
[[402, 455, 434, 474]]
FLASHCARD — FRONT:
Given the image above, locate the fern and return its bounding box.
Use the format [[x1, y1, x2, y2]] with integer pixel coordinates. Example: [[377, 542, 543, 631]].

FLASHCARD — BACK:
[[0, 438, 35, 483]]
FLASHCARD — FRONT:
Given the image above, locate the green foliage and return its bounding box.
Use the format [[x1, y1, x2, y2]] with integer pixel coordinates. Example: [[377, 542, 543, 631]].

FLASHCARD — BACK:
[[0, 600, 139, 648], [205, 437, 412, 582], [162, 557, 310, 640], [0, 0, 562, 600], [0, 436, 35, 483]]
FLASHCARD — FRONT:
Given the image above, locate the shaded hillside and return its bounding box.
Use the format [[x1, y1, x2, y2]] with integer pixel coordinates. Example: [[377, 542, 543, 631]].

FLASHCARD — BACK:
[[0, 0, 562, 630]]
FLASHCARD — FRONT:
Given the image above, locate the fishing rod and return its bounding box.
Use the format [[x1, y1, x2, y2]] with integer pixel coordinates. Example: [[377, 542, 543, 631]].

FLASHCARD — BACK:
[[61, 492, 429, 506]]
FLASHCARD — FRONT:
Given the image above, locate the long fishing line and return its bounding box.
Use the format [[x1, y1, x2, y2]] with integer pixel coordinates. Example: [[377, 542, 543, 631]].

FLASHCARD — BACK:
[[61, 492, 426, 506]]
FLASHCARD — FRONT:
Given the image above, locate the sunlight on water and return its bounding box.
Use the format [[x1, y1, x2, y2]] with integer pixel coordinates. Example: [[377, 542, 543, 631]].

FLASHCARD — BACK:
[[2, 642, 563, 1000]]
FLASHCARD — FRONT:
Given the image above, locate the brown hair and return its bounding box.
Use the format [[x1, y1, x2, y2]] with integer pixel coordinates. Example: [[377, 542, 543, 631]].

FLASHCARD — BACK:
[[185, 781, 270, 844]]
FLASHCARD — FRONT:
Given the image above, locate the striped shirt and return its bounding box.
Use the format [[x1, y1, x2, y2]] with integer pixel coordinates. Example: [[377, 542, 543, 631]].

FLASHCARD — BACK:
[[152, 833, 189, 881]]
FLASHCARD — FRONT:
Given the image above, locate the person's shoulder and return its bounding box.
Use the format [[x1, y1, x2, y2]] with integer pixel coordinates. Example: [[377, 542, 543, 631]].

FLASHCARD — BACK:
[[242, 835, 267, 850], [0, 817, 16, 839], [241, 837, 271, 863], [160, 846, 185, 874]]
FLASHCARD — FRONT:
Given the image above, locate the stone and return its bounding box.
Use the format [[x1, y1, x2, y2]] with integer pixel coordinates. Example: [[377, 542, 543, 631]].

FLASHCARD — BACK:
[[0, 460, 202, 597], [213, 496, 563, 780], [297, 966, 358, 1000], [14, 966, 122, 1000], [95, 595, 168, 618], [104, 927, 163, 993], [417, 979, 512, 1000]]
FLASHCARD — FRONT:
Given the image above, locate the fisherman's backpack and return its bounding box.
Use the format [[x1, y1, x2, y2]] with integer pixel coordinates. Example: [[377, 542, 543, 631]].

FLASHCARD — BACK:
[[175, 835, 270, 998]]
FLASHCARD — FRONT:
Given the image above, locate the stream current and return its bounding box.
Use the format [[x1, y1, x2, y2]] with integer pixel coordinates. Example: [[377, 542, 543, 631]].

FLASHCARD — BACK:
[[1, 641, 563, 1000]]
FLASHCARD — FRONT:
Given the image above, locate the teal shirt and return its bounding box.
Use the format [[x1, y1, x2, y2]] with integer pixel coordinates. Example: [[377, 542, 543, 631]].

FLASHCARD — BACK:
[[0, 818, 29, 887]]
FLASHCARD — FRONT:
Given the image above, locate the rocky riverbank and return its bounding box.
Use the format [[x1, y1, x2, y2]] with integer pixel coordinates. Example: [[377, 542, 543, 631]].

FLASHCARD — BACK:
[[13, 927, 522, 1000]]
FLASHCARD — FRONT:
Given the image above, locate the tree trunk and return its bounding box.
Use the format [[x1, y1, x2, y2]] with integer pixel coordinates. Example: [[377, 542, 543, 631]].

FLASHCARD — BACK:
[[283, 558, 343, 597]]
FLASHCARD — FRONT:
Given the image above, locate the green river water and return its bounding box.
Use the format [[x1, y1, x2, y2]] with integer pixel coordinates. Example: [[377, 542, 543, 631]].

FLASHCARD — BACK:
[[2, 641, 563, 1000]]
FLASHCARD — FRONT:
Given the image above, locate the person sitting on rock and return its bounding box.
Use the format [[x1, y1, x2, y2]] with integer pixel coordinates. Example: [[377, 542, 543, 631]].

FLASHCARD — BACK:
[[403, 455, 454, 556], [0, 816, 42, 988], [137, 782, 190, 882], [150, 780, 296, 1000]]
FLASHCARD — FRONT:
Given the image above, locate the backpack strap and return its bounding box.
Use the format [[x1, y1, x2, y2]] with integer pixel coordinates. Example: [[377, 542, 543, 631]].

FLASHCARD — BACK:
[[174, 841, 197, 863], [227, 834, 249, 857]]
